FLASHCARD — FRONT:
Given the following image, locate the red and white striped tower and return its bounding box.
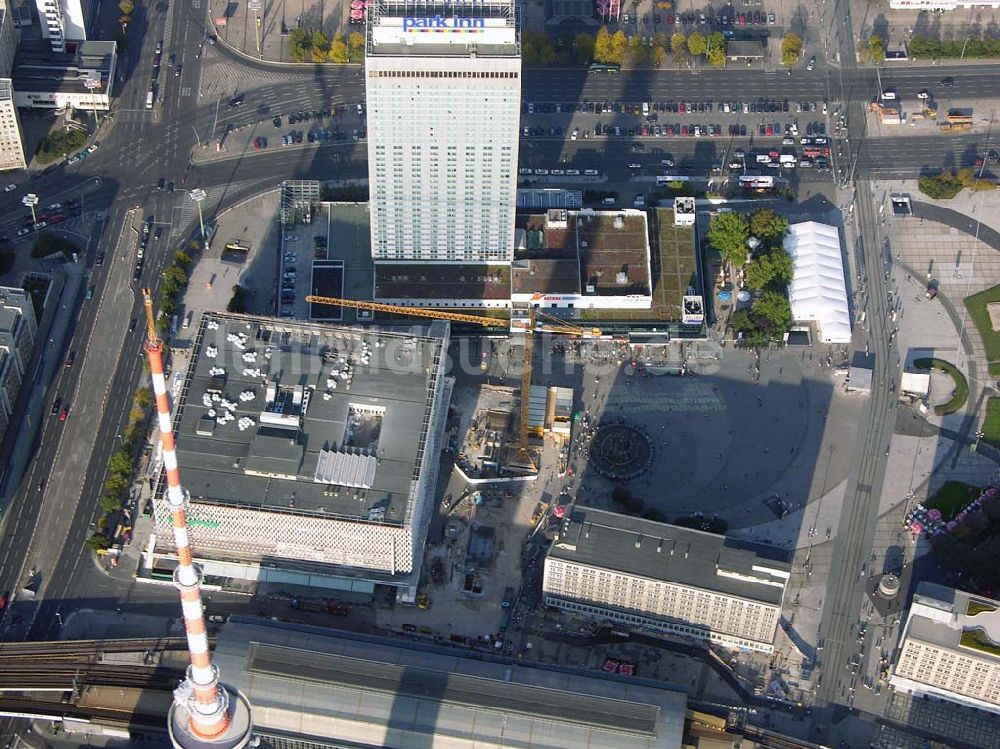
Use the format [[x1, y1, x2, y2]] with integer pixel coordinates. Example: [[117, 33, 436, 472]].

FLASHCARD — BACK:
[[142, 292, 252, 749]]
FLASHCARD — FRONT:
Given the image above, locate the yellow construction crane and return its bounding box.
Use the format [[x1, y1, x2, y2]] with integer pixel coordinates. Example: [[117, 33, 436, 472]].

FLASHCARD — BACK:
[[304, 295, 601, 468]]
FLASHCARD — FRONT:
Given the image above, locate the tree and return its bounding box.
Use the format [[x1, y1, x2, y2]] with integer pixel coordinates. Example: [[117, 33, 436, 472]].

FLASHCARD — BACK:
[[781, 32, 802, 65], [687, 31, 707, 57], [650, 45, 667, 67], [745, 249, 794, 291], [707, 211, 750, 268], [118, 0, 133, 13], [670, 32, 687, 63], [752, 290, 793, 334], [288, 28, 311, 62], [749, 208, 789, 242], [868, 34, 886, 64], [227, 285, 247, 313], [328, 33, 349, 63], [594, 26, 614, 63], [957, 167, 997, 192], [174, 250, 194, 272], [628, 34, 646, 63], [918, 172, 964, 200], [642, 508, 667, 522], [706, 32, 726, 66], [707, 44, 726, 67], [310, 30, 330, 62], [87, 533, 112, 551], [610, 30, 629, 64], [133, 387, 152, 410], [574, 32, 595, 64], [100, 493, 122, 513], [349, 31, 365, 61], [108, 449, 133, 478], [161, 265, 188, 297]]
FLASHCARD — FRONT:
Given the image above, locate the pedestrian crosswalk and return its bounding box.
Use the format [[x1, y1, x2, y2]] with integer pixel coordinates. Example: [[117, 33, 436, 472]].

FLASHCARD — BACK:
[[608, 383, 725, 414], [198, 55, 311, 98]]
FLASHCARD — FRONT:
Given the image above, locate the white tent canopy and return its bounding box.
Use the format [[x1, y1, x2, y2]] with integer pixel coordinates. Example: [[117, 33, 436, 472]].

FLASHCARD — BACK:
[[783, 221, 852, 344]]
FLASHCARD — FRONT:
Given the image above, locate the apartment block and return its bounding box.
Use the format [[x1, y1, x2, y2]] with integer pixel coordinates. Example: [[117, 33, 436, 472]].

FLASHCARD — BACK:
[[543, 508, 790, 653], [0, 80, 25, 171], [34, 0, 85, 53], [889, 582, 1000, 715], [0, 286, 38, 445]]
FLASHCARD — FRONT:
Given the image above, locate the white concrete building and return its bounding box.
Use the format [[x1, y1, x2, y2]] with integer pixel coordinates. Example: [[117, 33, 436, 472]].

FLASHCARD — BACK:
[[365, 0, 520, 264], [13, 41, 116, 112], [543, 509, 790, 653], [889, 583, 1000, 715], [34, 0, 85, 52], [147, 313, 451, 599], [0, 286, 39, 446], [889, 0, 998, 9], [0, 80, 25, 171]]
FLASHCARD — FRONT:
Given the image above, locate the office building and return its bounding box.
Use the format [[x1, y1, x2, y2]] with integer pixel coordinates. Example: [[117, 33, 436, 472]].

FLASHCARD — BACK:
[[34, 0, 85, 52], [889, 0, 997, 8], [13, 40, 115, 111], [364, 0, 521, 265], [543, 509, 790, 653], [0, 80, 24, 171], [0, 1, 17, 76], [0, 286, 38, 446], [211, 619, 689, 749], [889, 582, 1000, 715], [145, 313, 450, 599]]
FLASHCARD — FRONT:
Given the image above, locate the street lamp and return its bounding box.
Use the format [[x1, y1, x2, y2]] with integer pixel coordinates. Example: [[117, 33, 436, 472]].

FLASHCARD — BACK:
[[249, 0, 262, 57], [22, 193, 38, 224], [189, 188, 208, 249]]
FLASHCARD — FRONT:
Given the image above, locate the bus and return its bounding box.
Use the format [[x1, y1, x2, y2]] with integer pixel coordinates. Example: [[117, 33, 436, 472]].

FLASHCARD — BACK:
[[588, 63, 620, 73], [657, 175, 692, 185]]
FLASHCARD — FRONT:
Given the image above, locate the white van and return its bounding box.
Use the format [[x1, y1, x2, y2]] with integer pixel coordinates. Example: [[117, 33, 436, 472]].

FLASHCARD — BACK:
[[756, 154, 771, 164]]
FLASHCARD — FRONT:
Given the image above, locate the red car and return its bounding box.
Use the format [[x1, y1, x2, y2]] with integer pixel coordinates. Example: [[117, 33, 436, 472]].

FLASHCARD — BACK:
[[766, 124, 774, 136], [679, 102, 686, 114], [49, 214, 65, 224], [602, 658, 620, 673], [64, 351, 75, 368], [0, 593, 7, 610], [253, 138, 262, 152], [738, 13, 746, 24], [59, 405, 68, 421]]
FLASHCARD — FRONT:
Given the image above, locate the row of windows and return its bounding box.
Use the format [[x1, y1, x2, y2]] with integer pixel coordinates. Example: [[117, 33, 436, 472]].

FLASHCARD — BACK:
[[369, 70, 519, 79]]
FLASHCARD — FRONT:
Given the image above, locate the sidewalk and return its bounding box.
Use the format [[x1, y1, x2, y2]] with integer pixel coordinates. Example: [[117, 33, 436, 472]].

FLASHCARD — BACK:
[[0, 263, 81, 510]]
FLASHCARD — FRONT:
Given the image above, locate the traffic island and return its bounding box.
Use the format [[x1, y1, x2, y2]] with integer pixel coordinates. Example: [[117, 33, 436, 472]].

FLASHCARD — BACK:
[[913, 357, 968, 415]]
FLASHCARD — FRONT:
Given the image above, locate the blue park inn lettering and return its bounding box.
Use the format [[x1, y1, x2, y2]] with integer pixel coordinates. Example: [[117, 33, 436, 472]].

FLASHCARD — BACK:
[[403, 15, 486, 31]]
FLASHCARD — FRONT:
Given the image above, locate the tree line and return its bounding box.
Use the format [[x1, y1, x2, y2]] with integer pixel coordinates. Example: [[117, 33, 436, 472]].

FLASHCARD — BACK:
[[521, 27, 728, 67], [288, 28, 366, 63]]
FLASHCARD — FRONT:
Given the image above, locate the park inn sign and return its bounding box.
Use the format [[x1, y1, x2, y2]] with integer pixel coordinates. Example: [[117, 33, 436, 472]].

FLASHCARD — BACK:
[[403, 15, 486, 31]]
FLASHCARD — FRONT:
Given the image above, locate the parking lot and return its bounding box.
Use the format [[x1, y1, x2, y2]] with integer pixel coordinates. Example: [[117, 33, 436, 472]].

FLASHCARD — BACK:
[[195, 104, 367, 163]]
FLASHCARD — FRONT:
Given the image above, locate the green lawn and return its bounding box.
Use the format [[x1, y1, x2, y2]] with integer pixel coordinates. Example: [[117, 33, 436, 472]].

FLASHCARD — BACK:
[[967, 600, 999, 616], [914, 357, 969, 415], [983, 397, 1000, 447], [926, 481, 981, 521], [964, 285, 1000, 371], [960, 628, 1000, 656]]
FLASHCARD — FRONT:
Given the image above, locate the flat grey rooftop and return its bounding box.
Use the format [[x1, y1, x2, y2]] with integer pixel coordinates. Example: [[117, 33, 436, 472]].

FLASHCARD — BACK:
[[174, 313, 446, 523], [213, 618, 688, 749], [549, 508, 790, 606]]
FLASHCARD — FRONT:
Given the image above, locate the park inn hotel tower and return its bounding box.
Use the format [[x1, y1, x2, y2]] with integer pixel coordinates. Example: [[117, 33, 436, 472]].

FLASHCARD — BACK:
[[365, 0, 521, 266]]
